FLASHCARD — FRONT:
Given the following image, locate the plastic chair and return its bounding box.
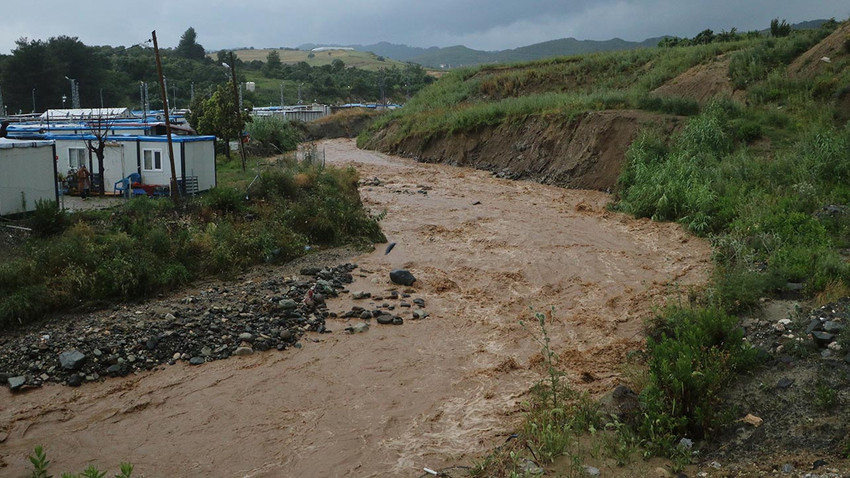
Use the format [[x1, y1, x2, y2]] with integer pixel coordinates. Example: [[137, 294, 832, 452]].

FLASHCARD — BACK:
[[114, 177, 130, 196], [128, 172, 141, 184]]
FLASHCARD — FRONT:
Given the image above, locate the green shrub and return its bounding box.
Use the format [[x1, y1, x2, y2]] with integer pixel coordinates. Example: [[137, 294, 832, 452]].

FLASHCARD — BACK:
[[639, 307, 761, 452], [202, 186, 247, 213], [247, 115, 302, 155], [30, 199, 68, 237]]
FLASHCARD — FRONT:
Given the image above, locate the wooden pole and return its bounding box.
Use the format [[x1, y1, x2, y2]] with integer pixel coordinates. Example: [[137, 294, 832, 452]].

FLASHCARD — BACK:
[[229, 52, 248, 172], [152, 30, 180, 202]]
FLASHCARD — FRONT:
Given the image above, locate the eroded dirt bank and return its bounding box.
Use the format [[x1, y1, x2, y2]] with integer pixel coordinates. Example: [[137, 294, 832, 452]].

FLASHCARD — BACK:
[[1, 139, 710, 477], [366, 110, 682, 191]]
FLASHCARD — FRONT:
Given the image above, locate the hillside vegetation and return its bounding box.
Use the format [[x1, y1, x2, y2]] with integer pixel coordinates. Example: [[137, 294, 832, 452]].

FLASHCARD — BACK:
[[361, 19, 850, 471], [363, 18, 850, 308], [226, 48, 408, 71]]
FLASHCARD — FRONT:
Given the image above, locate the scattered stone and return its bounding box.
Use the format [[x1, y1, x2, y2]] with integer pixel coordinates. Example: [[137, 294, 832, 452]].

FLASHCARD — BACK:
[[519, 459, 544, 475], [413, 298, 425, 307], [413, 309, 429, 319], [346, 323, 370, 334], [738, 414, 763, 427], [384, 242, 396, 255], [238, 332, 254, 342], [813, 459, 828, 470], [189, 357, 205, 365], [679, 437, 694, 449], [8, 376, 26, 391], [352, 291, 371, 300], [582, 465, 600, 476], [0, 263, 363, 386], [781, 463, 794, 473], [399, 301, 411, 308], [777, 377, 794, 389], [654, 467, 673, 478], [279, 299, 298, 310], [234, 346, 254, 356], [146, 337, 159, 350], [811, 331, 835, 347], [58, 350, 86, 371], [389, 269, 416, 286], [392, 317, 404, 325], [67, 374, 82, 387], [106, 364, 125, 376], [376, 314, 395, 325]]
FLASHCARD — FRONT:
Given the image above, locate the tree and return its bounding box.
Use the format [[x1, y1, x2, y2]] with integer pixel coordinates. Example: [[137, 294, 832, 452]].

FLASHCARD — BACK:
[[263, 50, 282, 77], [176, 27, 206, 60], [84, 112, 118, 196], [692, 29, 715, 45], [770, 19, 791, 37], [192, 83, 252, 160]]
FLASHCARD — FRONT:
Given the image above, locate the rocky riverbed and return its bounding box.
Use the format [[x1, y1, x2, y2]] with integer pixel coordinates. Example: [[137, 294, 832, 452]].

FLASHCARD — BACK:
[[0, 263, 428, 391]]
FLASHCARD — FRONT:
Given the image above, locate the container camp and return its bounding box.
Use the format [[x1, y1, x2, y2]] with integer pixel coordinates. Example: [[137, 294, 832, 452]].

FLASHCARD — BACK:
[[0, 138, 57, 215], [48, 133, 217, 196]]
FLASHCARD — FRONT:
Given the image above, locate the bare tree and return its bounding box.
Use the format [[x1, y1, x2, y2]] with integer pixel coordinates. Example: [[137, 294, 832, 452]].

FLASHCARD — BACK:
[[84, 109, 117, 196]]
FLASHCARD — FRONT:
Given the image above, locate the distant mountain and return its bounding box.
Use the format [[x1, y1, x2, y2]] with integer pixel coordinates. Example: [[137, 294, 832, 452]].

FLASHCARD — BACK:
[[407, 37, 665, 68], [297, 42, 439, 61], [297, 19, 834, 69]]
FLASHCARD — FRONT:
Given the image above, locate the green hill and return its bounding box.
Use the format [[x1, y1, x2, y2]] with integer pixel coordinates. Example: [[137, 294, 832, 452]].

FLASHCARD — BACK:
[[226, 48, 408, 71]]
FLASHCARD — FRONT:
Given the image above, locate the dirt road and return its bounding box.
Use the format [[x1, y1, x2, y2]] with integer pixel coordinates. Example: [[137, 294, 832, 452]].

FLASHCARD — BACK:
[[1, 139, 711, 477]]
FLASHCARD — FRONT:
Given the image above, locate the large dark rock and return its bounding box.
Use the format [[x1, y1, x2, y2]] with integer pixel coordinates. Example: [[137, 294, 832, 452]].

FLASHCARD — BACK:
[[811, 331, 835, 347], [58, 350, 86, 371], [390, 269, 416, 286], [8, 376, 26, 391]]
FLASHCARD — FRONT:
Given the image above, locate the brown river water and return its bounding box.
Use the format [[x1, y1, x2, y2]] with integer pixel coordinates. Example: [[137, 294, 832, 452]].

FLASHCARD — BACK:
[[1, 139, 711, 477]]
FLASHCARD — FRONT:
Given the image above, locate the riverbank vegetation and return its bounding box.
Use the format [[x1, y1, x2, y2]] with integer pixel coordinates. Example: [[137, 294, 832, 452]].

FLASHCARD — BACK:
[[0, 155, 385, 330]]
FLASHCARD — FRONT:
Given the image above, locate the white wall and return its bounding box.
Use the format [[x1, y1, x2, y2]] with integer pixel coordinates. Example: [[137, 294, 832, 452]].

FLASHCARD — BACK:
[[183, 140, 216, 192], [0, 145, 56, 215]]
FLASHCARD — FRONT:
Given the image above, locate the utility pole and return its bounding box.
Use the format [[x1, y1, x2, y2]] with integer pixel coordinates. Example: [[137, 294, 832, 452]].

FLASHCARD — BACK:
[[152, 30, 180, 203], [228, 51, 248, 172], [280, 83, 284, 109]]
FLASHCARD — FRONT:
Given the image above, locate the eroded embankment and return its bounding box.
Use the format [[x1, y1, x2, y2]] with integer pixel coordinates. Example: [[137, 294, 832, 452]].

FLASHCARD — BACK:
[[365, 110, 682, 191]]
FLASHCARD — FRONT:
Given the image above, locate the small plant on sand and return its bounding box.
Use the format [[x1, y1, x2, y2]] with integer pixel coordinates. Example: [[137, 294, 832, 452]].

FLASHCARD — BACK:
[[520, 307, 568, 409], [28, 446, 133, 478]]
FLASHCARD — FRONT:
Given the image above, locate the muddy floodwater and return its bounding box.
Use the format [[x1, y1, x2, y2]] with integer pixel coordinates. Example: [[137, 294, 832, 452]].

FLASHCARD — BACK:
[[1, 139, 711, 477]]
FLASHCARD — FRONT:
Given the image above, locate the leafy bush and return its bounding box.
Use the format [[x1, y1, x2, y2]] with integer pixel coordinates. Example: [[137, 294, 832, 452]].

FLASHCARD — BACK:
[[246, 115, 302, 155], [202, 186, 247, 213], [639, 307, 761, 452], [30, 199, 68, 237]]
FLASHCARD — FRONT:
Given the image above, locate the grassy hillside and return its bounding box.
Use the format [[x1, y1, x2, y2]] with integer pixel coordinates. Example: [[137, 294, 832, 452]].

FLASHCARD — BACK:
[[226, 48, 408, 71], [364, 22, 850, 306]]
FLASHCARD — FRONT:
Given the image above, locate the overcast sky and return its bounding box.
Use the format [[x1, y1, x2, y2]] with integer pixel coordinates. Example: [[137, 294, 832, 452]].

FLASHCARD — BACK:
[[3, 0, 849, 54]]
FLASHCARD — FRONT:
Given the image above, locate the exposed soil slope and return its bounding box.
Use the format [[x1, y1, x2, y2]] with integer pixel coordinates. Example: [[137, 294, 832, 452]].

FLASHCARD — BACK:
[[369, 110, 682, 192], [0, 139, 710, 477], [651, 55, 740, 103], [788, 21, 850, 79]]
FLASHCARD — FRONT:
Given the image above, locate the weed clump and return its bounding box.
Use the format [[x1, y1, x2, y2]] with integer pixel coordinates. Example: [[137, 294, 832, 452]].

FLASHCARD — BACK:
[[639, 306, 761, 455]]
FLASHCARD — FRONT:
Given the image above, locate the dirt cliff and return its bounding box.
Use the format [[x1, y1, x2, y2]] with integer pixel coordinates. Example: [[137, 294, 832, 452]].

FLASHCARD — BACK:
[[367, 110, 682, 192]]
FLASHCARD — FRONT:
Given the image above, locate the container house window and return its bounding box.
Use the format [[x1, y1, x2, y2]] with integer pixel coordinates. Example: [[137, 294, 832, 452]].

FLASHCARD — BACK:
[[69, 148, 87, 169], [143, 149, 163, 171]]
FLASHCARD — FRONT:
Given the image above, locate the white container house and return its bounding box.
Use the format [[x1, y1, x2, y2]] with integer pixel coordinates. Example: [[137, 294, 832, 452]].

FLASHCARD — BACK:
[[0, 138, 57, 215]]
